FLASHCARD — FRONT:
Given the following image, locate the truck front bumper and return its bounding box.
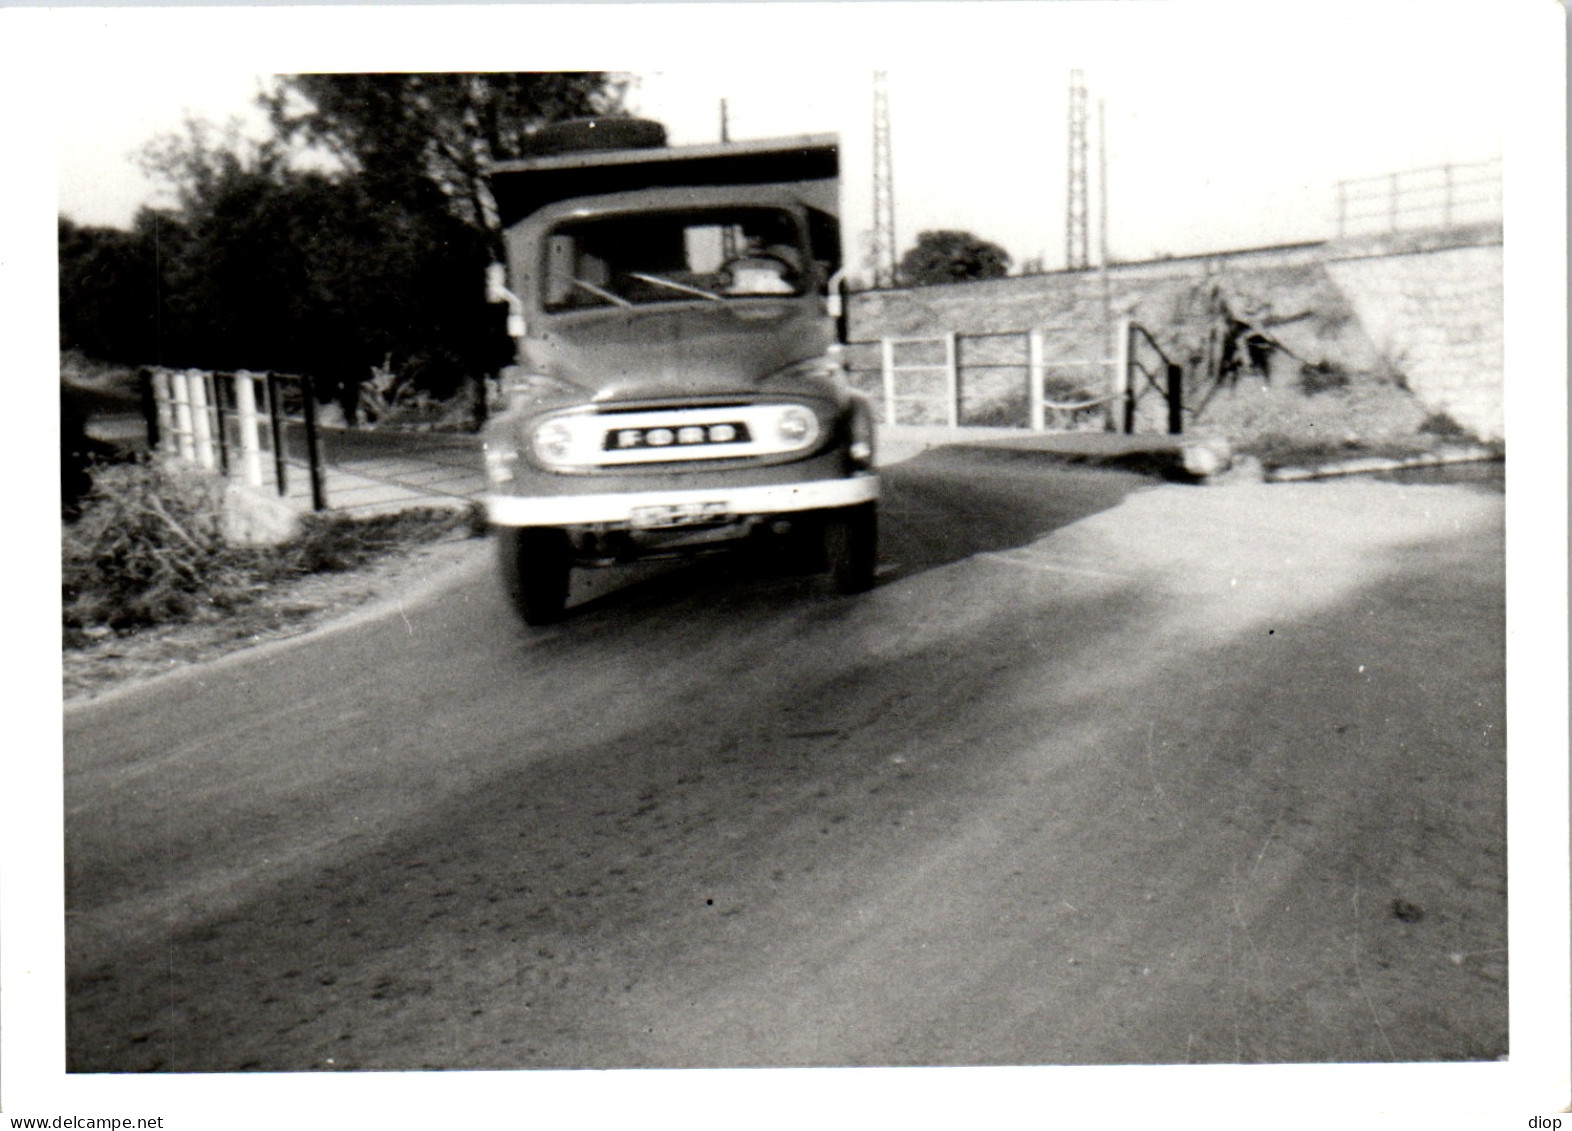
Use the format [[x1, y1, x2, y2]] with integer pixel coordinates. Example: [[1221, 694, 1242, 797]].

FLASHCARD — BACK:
[[483, 474, 877, 528]]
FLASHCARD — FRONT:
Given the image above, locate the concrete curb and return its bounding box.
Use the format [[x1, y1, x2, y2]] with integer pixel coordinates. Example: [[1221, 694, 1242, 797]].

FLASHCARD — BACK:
[[877, 424, 1503, 485], [1264, 445, 1503, 482]]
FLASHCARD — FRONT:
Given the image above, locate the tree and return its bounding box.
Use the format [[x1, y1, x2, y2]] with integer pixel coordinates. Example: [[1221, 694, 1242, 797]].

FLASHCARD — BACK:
[[58, 215, 162, 363], [126, 120, 509, 408], [62, 75, 635, 423], [898, 230, 1012, 287], [263, 73, 629, 253]]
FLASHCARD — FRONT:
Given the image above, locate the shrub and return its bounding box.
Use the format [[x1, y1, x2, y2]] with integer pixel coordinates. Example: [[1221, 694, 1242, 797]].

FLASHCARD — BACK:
[[1299, 361, 1352, 395], [1417, 410, 1473, 440], [964, 390, 1029, 428], [62, 459, 472, 641], [62, 460, 263, 632], [277, 508, 468, 575]]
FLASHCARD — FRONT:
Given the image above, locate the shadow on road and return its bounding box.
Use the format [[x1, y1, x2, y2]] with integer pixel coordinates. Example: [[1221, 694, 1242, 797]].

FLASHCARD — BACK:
[[64, 479, 1506, 1071], [874, 446, 1156, 578], [555, 446, 1157, 625]]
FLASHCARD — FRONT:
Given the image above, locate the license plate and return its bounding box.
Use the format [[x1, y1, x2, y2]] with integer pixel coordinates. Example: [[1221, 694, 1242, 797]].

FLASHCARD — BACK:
[[630, 501, 732, 529]]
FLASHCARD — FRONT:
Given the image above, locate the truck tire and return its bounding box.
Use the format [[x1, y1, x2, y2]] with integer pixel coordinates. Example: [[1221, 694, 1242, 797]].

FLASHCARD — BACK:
[[496, 526, 572, 625], [824, 503, 877, 594]]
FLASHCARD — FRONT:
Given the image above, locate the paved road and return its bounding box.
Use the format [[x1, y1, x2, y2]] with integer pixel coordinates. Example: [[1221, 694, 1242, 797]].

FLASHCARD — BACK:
[[63, 451, 1506, 1071]]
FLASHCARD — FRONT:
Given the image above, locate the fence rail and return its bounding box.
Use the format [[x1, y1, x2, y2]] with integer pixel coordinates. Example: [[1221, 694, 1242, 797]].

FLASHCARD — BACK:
[[847, 319, 1182, 436], [1335, 159, 1501, 238], [143, 368, 327, 511]]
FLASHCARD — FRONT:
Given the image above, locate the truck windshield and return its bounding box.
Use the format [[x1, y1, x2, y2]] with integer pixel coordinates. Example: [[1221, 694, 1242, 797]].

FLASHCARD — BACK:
[[542, 207, 809, 311]]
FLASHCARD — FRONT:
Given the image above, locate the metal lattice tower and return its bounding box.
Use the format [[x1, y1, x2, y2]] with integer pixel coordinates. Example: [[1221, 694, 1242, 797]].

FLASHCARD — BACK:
[[1066, 69, 1090, 271], [719, 98, 737, 259], [870, 71, 898, 288]]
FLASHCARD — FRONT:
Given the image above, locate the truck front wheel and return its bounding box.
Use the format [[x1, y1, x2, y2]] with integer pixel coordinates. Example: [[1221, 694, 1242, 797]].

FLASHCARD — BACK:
[[497, 526, 571, 625], [824, 503, 878, 594]]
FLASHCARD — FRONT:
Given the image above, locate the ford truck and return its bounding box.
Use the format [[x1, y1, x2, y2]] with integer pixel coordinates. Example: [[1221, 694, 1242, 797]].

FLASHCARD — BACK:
[[480, 120, 878, 624]]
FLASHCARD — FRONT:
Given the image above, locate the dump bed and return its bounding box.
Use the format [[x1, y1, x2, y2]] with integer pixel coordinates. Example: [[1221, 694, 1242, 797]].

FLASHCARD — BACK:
[[487, 132, 839, 228]]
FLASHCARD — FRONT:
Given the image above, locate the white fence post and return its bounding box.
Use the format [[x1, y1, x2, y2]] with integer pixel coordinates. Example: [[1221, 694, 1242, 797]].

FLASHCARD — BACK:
[[944, 332, 959, 428], [171, 370, 196, 462], [1111, 318, 1132, 433], [234, 371, 264, 487], [190, 371, 216, 470], [881, 337, 897, 425], [1028, 330, 1045, 432], [151, 369, 175, 456]]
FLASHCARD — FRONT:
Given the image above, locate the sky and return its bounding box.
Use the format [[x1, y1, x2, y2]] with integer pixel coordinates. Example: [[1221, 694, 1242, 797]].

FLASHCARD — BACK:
[[48, 2, 1519, 273]]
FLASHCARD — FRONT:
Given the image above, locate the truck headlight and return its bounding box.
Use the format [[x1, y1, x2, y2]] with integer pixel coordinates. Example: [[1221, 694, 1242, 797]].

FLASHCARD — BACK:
[[532, 418, 577, 466], [776, 405, 819, 447]]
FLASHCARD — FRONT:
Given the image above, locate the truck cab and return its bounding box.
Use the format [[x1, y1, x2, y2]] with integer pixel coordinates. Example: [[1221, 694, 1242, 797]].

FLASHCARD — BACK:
[[481, 124, 878, 624]]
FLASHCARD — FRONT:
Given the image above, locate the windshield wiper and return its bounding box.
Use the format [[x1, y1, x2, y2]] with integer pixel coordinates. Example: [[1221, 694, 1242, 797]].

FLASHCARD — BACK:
[[628, 272, 726, 304], [571, 278, 634, 308]]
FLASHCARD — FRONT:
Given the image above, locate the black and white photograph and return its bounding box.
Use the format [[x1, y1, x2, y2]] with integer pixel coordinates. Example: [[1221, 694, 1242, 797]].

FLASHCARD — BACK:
[[6, 0, 1568, 1127]]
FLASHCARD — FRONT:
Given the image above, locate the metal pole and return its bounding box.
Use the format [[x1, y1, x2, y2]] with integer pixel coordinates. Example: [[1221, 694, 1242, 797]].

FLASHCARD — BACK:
[[266, 372, 288, 497], [1114, 318, 1133, 434], [1167, 363, 1183, 435], [301, 373, 327, 512], [1028, 330, 1045, 432], [944, 332, 959, 428], [1098, 98, 1112, 335], [881, 337, 897, 425], [138, 367, 161, 452]]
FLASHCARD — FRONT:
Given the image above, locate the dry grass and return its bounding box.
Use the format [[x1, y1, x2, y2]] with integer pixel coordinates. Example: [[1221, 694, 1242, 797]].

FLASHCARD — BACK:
[[63, 459, 475, 644]]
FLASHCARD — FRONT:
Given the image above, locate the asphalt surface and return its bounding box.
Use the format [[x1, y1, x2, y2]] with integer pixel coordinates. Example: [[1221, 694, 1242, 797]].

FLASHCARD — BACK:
[[63, 451, 1506, 1072]]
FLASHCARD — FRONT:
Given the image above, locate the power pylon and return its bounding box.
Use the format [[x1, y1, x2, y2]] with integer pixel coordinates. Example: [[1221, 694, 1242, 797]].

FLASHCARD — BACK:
[[1066, 69, 1090, 271], [720, 98, 737, 259], [870, 70, 898, 288]]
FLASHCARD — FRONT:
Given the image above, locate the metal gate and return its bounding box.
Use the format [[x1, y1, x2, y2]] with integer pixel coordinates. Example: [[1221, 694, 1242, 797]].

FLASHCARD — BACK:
[[143, 368, 328, 511], [847, 319, 1183, 435]]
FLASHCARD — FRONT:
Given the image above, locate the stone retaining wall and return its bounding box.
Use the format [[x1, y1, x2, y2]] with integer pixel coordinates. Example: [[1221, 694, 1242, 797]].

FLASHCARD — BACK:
[[846, 223, 1503, 442]]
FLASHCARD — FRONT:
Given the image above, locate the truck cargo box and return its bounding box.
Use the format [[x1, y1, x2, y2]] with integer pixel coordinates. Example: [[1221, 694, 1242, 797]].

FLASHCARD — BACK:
[[487, 132, 839, 227]]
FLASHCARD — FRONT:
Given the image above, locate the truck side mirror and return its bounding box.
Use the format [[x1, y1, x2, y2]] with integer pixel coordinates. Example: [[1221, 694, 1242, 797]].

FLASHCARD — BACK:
[[485, 262, 510, 304], [486, 263, 526, 339], [827, 267, 849, 344]]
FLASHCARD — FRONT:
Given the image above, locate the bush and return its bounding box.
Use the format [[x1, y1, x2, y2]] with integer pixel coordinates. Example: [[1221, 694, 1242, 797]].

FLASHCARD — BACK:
[[62, 460, 262, 632], [1299, 361, 1352, 395], [62, 459, 471, 641], [1417, 410, 1473, 440], [964, 390, 1029, 428], [278, 508, 470, 575]]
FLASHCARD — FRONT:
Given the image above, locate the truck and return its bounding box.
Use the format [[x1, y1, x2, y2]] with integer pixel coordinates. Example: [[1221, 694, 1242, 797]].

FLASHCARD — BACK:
[[480, 119, 879, 625]]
